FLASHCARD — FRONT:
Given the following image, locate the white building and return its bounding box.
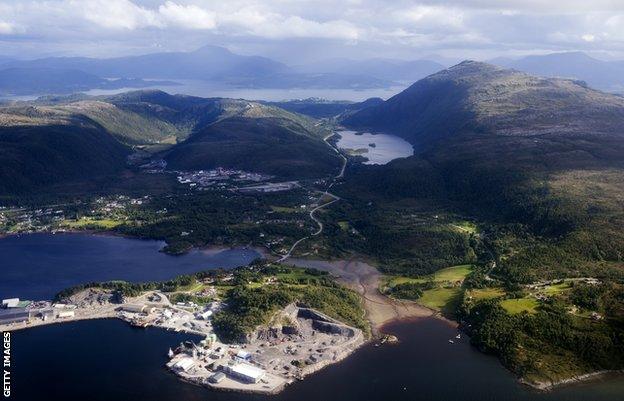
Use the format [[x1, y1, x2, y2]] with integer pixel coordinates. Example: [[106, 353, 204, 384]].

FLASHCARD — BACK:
[[57, 311, 75, 318], [197, 310, 213, 320], [226, 363, 265, 383], [2, 298, 19, 308], [235, 350, 251, 361], [173, 357, 195, 372], [121, 304, 153, 314]]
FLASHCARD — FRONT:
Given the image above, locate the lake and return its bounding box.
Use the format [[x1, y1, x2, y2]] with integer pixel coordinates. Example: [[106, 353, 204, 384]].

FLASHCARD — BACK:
[[0, 233, 260, 300], [335, 130, 414, 164], [8, 317, 624, 401], [0, 81, 408, 103]]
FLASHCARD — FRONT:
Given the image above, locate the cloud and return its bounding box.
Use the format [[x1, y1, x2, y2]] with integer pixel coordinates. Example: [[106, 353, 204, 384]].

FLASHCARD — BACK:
[[1, 0, 624, 60], [71, 0, 161, 30], [158, 1, 217, 30], [219, 9, 360, 40], [0, 21, 21, 35]]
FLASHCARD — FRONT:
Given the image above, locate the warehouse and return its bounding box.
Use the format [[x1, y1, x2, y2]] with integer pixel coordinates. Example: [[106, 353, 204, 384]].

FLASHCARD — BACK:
[[34, 308, 55, 321], [0, 308, 30, 325], [208, 372, 226, 384], [120, 304, 153, 314], [57, 310, 75, 318], [226, 363, 265, 383], [173, 357, 195, 372], [1, 298, 19, 308]]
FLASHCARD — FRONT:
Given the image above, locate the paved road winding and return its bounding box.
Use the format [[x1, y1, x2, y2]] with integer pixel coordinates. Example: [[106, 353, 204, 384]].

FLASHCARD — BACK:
[[277, 132, 346, 262]]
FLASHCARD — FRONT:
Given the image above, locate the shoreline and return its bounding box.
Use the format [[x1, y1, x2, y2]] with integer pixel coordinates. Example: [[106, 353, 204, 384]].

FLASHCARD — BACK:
[[1, 289, 367, 396], [522, 370, 624, 392], [3, 235, 622, 394], [286, 257, 434, 334], [0, 228, 271, 258]]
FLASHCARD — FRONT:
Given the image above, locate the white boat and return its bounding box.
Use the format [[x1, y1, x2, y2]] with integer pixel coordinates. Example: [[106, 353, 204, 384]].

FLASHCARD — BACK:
[[448, 339, 454, 344]]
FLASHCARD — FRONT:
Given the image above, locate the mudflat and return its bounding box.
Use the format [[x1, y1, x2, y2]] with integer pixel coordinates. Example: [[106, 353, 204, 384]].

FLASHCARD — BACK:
[[287, 258, 433, 333]]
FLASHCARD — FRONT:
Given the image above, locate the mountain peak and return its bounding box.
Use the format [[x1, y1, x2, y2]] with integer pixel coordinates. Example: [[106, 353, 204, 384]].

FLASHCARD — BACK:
[[191, 45, 233, 56], [344, 61, 624, 148]]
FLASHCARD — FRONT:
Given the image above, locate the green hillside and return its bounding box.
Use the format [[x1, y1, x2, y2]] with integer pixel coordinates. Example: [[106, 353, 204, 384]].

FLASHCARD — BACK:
[[164, 116, 341, 178], [342, 61, 624, 385], [0, 123, 129, 195], [0, 90, 340, 195]]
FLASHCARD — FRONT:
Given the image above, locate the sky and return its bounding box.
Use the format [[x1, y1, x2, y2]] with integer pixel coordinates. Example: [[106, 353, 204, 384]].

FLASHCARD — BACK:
[[1, 0, 624, 63]]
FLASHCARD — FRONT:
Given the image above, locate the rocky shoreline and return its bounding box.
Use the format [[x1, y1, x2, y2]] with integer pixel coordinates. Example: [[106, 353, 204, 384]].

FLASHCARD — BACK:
[[523, 370, 624, 391]]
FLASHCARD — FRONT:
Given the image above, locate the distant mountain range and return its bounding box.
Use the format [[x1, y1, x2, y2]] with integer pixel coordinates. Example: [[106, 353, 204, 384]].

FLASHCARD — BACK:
[[490, 52, 624, 92], [0, 46, 444, 96], [4, 48, 624, 97], [0, 67, 178, 96], [293, 58, 445, 82]]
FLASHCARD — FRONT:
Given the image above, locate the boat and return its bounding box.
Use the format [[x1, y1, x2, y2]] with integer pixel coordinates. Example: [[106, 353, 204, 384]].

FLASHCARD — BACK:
[[448, 339, 454, 344], [455, 334, 461, 339]]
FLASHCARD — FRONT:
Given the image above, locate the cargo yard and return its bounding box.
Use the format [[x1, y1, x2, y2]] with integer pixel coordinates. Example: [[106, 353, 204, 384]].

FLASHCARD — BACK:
[[0, 288, 364, 395]]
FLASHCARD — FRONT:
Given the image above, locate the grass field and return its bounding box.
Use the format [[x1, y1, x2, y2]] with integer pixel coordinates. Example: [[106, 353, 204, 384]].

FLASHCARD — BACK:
[[540, 282, 572, 295], [337, 221, 349, 231], [466, 287, 506, 301], [270, 205, 299, 213], [451, 221, 479, 234], [417, 287, 462, 313], [500, 298, 539, 314], [385, 264, 473, 288], [63, 217, 123, 229]]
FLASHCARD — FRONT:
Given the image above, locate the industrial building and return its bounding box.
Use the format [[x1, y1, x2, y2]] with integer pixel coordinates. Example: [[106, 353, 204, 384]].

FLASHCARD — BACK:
[[208, 372, 226, 384], [173, 357, 195, 372], [120, 304, 154, 314], [226, 363, 265, 383], [196, 310, 213, 320], [0, 308, 30, 325], [57, 310, 75, 318], [235, 350, 251, 361], [2, 298, 19, 308], [34, 308, 55, 321]]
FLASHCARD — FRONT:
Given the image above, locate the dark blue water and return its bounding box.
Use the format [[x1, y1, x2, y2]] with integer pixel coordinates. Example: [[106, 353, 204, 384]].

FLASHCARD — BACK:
[[0, 233, 261, 300], [7, 318, 624, 401]]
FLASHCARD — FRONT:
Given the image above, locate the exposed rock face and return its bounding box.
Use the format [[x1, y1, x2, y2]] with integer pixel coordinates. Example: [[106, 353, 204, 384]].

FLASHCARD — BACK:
[[297, 307, 356, 337]]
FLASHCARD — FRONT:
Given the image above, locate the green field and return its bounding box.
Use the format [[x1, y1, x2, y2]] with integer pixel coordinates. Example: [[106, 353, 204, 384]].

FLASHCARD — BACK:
[[385, 264, 473, 289], [270, 205, 300, 213], [337, 221, 349, 231], [63, 217, 123, 229], [500, 298, 539, 314], [540, 282, 572, 295], [451, 221, 479, 234], [417, 287, 462, 312], [466, 287, 506, 301]]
